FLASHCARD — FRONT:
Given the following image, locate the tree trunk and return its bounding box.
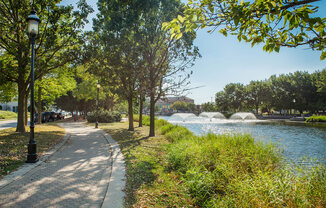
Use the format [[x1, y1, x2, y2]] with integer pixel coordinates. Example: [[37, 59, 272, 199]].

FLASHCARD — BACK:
[[128, 96, 134, 131], [139, 94, 143, 127], [256, 104, 259, 114], [16, 82, 26, 132], [38, 79, 42, 124], [149, 94, 155, 137]]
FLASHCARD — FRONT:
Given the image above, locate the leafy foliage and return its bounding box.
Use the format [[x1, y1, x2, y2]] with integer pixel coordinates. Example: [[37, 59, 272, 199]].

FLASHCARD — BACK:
[[170, 101, 197, 113], [165, 0, 326, 60], [214, 69, 326, 114], [0, 0, 93, 132]]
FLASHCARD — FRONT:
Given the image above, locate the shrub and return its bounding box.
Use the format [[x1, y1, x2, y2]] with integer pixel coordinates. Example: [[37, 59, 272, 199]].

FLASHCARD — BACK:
[[86, 110, 121, 123], [142, 115, 151, 126]]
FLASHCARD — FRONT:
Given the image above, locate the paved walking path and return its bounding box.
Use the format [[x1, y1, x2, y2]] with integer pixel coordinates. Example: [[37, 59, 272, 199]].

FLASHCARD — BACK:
[[0, 119, 17, 131], [0, 122, 125, 208]]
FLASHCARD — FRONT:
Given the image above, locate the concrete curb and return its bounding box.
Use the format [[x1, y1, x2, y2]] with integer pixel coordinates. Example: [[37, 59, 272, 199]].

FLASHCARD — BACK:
[[0, 124, 71, 190], [99, 130, 126, 208]]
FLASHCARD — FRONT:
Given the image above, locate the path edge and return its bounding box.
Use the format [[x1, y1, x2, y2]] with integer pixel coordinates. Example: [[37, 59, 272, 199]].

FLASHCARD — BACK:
[[0, 123, 70, 189], [100, 130, 126, 208]]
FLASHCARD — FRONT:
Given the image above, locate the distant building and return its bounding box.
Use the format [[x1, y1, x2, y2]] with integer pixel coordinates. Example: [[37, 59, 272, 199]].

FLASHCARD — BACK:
[[156, 96, 194, 115], [0, 102, 18, 112]]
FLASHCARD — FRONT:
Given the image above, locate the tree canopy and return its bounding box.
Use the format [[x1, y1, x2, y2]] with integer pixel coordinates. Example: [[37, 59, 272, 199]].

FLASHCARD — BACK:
[[0, 0, 92, 132], [213, 69, 326, 114], [165, 0, 326, 60]]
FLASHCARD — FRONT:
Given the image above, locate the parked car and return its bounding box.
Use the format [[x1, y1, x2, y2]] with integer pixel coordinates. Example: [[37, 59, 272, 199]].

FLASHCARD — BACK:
[[57, 112, 64, 120]]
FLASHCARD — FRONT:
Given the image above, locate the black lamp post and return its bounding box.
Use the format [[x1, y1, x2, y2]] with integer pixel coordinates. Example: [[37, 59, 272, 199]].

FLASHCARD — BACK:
[[95, 81, 100, 128], [26, 10, 40, 163]]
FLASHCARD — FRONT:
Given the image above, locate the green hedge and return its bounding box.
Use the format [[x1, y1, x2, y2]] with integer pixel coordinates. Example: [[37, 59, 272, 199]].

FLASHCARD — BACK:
[[305, 115, 326, 123], [86, 110, 121, 123]]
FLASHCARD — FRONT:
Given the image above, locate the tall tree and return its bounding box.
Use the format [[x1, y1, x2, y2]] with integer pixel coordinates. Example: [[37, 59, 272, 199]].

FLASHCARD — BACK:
[[0, 0, 92, 132], [246, 80, 271, 114], [139, 0, 200, 136], [92, 0, 144, 131]]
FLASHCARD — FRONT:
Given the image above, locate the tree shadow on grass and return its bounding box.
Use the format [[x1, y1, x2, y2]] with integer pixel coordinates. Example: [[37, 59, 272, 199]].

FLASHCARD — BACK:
[[104, 128, 158, 207]]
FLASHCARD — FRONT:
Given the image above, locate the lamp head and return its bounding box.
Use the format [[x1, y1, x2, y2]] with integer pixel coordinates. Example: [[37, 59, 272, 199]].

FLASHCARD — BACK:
[[27, 10, 40, 37]]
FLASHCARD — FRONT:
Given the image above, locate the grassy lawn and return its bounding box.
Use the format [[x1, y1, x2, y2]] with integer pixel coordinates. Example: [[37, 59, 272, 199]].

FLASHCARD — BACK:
[[0, 124, 65, 178], [0, 110, 17, 120], [98, 122, 195, 208]]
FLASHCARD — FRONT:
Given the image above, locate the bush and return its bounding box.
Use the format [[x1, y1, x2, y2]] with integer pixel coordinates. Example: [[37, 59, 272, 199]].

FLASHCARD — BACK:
[[0, 110, 17, 119], [142, 115, 151, 126], [86, 110, 121, 123]]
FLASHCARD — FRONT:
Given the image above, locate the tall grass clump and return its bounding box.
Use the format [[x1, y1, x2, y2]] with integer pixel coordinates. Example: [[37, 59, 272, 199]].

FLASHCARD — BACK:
[[158, 121, 326, 207]]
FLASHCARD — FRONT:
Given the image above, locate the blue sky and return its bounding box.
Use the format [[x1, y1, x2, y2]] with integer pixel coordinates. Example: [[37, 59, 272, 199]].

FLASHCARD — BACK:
[[61, 0, 326, 104]]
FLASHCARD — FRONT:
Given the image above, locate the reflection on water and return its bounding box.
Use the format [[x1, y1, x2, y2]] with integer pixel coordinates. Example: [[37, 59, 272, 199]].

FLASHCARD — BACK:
[[160, 116, 326, 166]]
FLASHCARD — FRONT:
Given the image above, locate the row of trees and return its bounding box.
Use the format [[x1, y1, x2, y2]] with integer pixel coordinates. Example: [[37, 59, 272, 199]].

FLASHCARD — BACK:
[[206, 70, 326, 115], [0, 0, 93, 132], [1, 0, 325, 137], [0, 0, 199, 137], [170, 101, 197, 113], [86, 0, 199, 136]]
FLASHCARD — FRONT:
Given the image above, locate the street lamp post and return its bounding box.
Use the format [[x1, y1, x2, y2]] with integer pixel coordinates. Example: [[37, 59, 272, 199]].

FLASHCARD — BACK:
[[95, 82, 100, 128], [26, 10, 40, 163]]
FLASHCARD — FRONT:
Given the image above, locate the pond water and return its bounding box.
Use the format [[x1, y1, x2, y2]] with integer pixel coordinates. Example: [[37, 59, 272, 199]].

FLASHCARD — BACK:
[[160, 115, 326, 166]]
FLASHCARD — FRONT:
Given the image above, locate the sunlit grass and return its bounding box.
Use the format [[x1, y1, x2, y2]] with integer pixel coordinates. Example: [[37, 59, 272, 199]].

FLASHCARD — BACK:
[[306, 115, 326, 123], [0, 124, 65, 178], [0, 110, 17, 120], [99, 117, 326, 207], [98, 122, 195, 207]]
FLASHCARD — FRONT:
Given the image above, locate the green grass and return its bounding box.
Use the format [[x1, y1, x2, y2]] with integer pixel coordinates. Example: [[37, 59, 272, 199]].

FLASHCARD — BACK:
[[306, 115, 326, 123], [0, 110, 17, 120], [98, 122, 195, 207], [0, 124, 65, 178], [99, 118, 326, 208]]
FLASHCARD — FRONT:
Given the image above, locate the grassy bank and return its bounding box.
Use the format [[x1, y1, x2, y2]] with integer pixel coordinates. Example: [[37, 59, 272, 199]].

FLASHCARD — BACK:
[[100, 117, 326, 207], [0, 124, 65, 178], [0, 110, 17, 120], [306, 115, 326, 123], [99, 122, 195, 207]]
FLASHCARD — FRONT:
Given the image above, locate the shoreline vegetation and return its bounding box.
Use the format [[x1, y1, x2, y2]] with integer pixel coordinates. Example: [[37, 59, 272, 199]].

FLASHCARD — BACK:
[[305, 115, 326, 123], [100, 115, 326, 207]]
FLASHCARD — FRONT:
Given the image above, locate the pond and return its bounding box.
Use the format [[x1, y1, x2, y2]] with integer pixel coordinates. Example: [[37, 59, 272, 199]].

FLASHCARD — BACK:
[[160, 114, 326, 166]]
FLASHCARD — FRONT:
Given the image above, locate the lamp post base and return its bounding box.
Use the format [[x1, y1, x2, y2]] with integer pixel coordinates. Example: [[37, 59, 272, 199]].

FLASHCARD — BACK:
[[26, 142, 38, 163]]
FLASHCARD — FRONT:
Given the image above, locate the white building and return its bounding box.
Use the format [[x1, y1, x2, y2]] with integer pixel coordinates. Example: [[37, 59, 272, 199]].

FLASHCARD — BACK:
[[0, 102, 18, 112]]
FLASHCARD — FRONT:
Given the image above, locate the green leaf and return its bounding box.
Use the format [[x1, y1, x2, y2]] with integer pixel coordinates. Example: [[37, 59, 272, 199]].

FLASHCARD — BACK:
[[175, 33, 183, 40], [177, 15, 185, 23]]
